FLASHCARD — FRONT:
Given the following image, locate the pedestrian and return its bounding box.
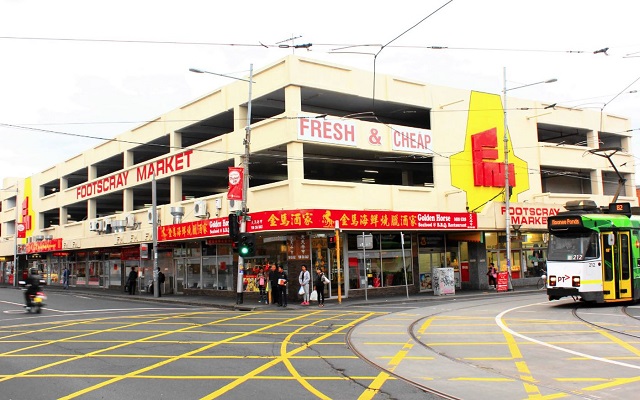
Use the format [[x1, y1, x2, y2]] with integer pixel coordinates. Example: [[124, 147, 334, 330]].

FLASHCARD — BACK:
[[314, 268, 328, 307], [156, 267, 165, 297], [127, 267, 138, 295], [298, 265, 310, 305], [487, 263, 497, 288], [277, 265, 288, 307], [257, 266, 267, 303], [62, 266, 70, 289], [268, 264, 279, 306]]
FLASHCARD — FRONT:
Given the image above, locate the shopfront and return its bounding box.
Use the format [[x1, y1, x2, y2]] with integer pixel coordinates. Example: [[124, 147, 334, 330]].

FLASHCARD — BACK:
[[483, 202, 558, 284]]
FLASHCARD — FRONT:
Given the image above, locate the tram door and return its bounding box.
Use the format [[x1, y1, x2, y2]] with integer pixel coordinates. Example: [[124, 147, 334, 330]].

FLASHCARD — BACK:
[[601, 231, 632, 301]]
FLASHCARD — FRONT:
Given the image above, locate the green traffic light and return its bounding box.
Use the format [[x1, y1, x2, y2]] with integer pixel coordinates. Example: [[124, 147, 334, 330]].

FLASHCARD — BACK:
[[239, 246, 250, 256]]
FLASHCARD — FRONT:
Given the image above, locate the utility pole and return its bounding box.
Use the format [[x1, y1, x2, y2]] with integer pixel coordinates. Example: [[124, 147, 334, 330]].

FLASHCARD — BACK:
[[190, 64, 254, 305], [236, 63, 254, 305]]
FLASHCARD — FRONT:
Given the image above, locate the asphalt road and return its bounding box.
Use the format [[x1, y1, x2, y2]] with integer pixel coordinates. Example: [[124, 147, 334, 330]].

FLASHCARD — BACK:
[[0, 287, 434, 400], [5, 286, 640, 400]]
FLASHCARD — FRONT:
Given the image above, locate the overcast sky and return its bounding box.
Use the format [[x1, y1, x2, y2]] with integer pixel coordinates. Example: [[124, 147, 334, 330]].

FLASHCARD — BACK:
[[1, 0, 638, 189]]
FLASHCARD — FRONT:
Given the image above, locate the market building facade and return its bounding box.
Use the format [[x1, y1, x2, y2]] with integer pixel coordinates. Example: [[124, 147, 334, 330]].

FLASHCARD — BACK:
[[1, 55, 636, 299]]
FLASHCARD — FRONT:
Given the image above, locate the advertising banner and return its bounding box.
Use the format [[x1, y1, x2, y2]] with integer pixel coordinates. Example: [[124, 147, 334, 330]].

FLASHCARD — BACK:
[[227, 167, 244, 201]]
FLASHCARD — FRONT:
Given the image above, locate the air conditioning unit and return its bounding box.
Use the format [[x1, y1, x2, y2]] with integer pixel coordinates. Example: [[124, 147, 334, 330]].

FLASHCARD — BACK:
[[147, 208, 159, 224], [89, 221, 99, 231], [124, 214, 135, 228], [194, 200, 207, 218], [102, 218, 112, 232]]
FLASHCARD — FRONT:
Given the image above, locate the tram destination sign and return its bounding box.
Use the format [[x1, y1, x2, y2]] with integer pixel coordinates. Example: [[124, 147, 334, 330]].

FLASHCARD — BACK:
[[548, 216, 583, 230]]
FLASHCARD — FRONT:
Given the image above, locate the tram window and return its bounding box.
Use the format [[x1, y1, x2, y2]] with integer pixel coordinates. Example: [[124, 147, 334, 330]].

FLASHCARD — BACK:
[[548, 232, 599, 261], [621, 235, 630, 280]]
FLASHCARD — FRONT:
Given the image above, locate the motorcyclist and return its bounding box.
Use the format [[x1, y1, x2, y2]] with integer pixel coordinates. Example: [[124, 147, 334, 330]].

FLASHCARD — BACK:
[[24, 267, 41, 310]]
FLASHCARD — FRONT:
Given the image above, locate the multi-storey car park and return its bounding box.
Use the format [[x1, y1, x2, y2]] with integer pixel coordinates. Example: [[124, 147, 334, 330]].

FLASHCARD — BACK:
[[0, 55, 635, 300]]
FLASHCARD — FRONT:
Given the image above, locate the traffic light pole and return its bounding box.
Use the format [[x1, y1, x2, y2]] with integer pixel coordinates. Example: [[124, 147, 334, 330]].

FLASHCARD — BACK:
[[236, 64, 254, 305]]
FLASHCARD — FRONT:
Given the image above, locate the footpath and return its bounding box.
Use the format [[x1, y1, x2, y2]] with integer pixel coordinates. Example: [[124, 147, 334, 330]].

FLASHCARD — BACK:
[[3, 284, 542, 311]]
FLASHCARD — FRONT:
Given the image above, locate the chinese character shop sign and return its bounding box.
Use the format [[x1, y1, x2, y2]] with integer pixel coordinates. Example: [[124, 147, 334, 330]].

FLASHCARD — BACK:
[[247, 209, 477, 231], [157, 210, 477, 241], [450, 91, 529, 212]]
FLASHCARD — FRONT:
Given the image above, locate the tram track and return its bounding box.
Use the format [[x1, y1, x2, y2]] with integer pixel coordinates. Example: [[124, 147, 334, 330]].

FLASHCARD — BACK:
[[405, 311, 601, 400], [345, 298, 545, 400], [572, 304, 640, 340]]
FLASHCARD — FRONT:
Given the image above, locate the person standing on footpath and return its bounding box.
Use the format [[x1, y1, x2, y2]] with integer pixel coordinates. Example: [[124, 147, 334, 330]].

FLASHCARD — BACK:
[[487, 263, 497, 289], [156, 267, 165, 297], [62, 266, 70, 289], [314, 267, 327, 307], [298, 265, 310, 305], [257, 266, 267, 304], [277, 265, 288, 307], [268, 264, 279, 306], [127, 267, 138, 295]]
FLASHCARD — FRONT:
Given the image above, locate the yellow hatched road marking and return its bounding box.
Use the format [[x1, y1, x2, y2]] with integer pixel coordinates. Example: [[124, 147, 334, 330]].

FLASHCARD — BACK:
[[583, 376, 640, 391], [358, 317, 434, 400], [57, 311, 320, 400], [358, 372, 391, 400], [200, 311, 375, 400], [501, 326, 542, 397]]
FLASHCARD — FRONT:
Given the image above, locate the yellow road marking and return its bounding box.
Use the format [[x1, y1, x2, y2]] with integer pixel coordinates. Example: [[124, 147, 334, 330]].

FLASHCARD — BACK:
[[200, 311, 375, 400], [358, 371, 391, 400], [582, 376, 640, 391], [0, 311, 236, 384], [58, 311, 313, 400], [501, 325, 542, 397], [358, 318, 434, 400]]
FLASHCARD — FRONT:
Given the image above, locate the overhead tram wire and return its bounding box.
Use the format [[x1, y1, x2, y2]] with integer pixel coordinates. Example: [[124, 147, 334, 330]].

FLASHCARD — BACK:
[[0, 121, 440, 168], [370, 0, 455, 108]]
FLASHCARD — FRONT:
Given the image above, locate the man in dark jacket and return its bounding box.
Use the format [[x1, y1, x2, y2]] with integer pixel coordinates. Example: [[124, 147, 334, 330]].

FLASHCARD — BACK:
[[127, 267, 138, 295], [24, 267, 41, 309], [268, 264, 279, 306], [277, 265, 288, 307]]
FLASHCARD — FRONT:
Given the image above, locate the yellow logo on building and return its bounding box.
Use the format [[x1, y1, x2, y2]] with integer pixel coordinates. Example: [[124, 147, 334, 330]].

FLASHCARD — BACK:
[[450, 91, 529, 212]]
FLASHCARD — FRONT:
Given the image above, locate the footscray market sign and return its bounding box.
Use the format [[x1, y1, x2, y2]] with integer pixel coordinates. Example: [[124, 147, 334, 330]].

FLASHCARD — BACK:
[[75, 150, 194, 199]]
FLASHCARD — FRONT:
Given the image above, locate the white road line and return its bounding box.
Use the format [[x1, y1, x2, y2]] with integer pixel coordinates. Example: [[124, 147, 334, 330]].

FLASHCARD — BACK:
[[496, 302, 640, 370]]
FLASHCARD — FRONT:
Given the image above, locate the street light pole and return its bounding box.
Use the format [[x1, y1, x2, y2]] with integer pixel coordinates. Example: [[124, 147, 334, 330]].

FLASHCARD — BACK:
[[190, 64, 254, 305], [502, 68, 556, 290], [503, 67, 512, 291], [236, 63, 253, 305]]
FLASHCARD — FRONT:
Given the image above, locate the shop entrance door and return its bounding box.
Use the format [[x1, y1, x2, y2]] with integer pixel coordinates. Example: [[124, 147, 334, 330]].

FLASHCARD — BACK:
[[175, 258, 186, 294]]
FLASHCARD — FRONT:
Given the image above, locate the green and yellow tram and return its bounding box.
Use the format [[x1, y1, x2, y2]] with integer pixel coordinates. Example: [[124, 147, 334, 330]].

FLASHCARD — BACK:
[[546, 201, 640, 303]]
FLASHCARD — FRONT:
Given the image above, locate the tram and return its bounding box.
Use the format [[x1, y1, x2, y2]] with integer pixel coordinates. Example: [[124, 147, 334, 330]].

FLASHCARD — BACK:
[[546, 200, 640, 303]]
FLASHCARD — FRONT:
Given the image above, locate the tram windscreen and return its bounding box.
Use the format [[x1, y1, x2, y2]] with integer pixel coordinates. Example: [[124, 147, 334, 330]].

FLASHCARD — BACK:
[[547, 231, 599, 261]]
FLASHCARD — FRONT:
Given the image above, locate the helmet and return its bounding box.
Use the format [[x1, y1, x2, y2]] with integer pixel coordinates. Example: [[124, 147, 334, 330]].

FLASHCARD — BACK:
[[29, 267, 38, 275]]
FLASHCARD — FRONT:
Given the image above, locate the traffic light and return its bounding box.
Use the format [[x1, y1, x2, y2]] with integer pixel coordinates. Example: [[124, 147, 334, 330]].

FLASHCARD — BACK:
[[328, 235, 336, 249], [238, 233, 256, 257], [228, 214, 240, 241]]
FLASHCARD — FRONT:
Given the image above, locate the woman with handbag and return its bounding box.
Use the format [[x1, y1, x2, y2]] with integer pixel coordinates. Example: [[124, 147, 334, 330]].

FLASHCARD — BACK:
[[298, 265, 310, 305], [314, 268, 328, 307]]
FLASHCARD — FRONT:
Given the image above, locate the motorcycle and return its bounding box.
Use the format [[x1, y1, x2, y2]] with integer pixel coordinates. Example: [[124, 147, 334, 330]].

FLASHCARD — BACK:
[[19, 280, 47, 314], [25, 291, 47, 314]]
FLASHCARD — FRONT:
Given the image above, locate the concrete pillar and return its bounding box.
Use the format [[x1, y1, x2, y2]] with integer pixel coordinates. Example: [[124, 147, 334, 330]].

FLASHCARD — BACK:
[[590, 170, 602, 196], [284, 85, 302, 115], [170, 132, 183, 203], [59, 206, 68, 225]]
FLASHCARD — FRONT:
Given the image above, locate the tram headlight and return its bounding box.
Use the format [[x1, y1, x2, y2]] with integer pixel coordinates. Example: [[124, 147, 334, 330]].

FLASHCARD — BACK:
[[549, 275, 557, 286], [572, 276, 580, 287]]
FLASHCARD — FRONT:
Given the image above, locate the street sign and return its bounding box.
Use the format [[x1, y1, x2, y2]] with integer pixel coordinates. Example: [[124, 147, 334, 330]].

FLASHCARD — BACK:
[[357, 234, 373, 250]]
